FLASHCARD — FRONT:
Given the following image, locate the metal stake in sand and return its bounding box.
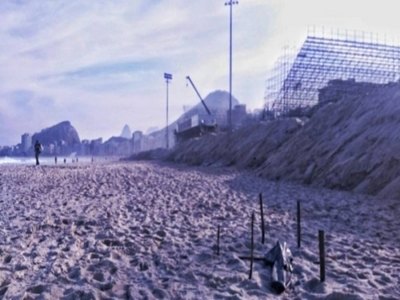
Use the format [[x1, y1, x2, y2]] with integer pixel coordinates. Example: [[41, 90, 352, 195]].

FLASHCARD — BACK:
[[217, 225, 220, 255], [319, 230, 326, 282], [297, 200, 301, 248], [259, 193, 265, 244], [249, 212, 255, 280]]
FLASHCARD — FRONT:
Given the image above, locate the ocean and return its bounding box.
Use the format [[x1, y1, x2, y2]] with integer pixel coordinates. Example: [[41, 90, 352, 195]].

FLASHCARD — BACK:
[[0, 156, 93, 165]]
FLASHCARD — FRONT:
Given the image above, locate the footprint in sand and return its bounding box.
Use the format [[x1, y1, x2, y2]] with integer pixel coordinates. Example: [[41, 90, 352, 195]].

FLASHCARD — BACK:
[[375, 273, 391, 286], [325, 291, 363, 300], [92, 272, 104, 282], [67, 267, 81, 280], [61, 289, 95, 300], [362, 255, 376, 264], [304, 277, 327, 294], [3, 255, 12, 264], [87, 259, 118, 275], [0, 280, 10, 297], [0, 287, 8, 297], [27, 284, 46, 295]]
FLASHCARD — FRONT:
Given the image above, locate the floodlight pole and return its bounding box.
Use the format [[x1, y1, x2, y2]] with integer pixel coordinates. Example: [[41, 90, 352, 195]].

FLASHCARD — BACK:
[[164, 73, 173, 149], [225, 0, 238, 131]]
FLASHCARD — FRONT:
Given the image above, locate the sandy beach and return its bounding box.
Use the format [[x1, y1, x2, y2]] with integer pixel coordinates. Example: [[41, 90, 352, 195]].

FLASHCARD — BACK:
[[0, 161, 399, 299]]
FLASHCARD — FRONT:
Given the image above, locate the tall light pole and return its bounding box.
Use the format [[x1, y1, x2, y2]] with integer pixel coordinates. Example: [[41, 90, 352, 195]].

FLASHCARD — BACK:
[[225, 0, 238, 131], [164, 73, 172, 149]]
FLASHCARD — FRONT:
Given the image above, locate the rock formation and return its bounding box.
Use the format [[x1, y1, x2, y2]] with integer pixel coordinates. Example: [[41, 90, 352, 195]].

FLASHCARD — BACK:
[[32, 121, 80, 154], [120, 125, 132, 139]]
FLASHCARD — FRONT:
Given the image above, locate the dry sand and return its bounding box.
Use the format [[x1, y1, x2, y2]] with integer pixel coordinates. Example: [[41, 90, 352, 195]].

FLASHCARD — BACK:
[[0, 161, 399, 299]]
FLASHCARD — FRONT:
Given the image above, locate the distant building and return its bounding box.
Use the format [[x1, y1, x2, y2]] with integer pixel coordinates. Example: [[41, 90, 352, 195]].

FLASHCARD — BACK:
[[231, 104, 247, 128], [80, 139, 91, 156], [132, 131, 143, 154], [142, 135, 157, 152], [146, 127, 159, 135], [0, 146, 12, 156], [103, 136, 132, 156], [90, 138, 103, 156], [21, 133, 31, 154]]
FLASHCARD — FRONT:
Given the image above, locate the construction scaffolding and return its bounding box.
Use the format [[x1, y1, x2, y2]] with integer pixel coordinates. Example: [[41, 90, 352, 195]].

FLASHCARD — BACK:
[[265, 28, 400, 114]]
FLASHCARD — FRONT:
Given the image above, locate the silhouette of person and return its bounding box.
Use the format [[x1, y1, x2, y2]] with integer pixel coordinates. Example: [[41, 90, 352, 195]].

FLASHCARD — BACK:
[[34, 140, 42, 166], [55, 156, 57, 164]]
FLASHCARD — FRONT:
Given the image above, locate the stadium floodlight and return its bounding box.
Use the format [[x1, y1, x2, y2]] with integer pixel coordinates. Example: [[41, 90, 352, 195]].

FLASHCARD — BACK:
[[224, 1, 238, 131], [164, 73, 172, 149]]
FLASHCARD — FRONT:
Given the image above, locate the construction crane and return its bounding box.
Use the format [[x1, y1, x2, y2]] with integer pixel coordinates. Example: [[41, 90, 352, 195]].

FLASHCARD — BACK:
[[185, 76, 212, 116], [174, 76, 217, 142]]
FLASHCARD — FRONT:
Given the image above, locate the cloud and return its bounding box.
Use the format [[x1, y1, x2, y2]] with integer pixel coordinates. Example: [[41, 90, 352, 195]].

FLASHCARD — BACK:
[[0, 88, 61, 145], [1, 0, 397, 146], [0, 1, 285, 145]]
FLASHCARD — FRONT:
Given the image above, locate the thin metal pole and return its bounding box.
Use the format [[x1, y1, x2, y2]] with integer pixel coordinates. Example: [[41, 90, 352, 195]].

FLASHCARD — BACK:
[[224, 1, 237, 129], [259, 193, 265, 244], [229, 2, 232, 131], [166, 79, 169, 149], [249, 212, 254, 279], [297, 200, 301, 248], [217, 225, 220, 255], [319, 230, 326, 282]]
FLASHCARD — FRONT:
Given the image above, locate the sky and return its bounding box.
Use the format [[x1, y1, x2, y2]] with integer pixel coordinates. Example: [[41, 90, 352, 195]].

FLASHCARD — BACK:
[[1, 0, 400, 146]]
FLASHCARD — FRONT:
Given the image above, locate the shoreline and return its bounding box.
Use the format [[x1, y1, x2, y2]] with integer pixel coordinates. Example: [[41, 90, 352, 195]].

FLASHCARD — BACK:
[[0, 156, 121, 166]]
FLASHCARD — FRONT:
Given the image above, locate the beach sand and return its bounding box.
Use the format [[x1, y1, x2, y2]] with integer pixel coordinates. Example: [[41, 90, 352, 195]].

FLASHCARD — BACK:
[[0, 161, 399, 299]]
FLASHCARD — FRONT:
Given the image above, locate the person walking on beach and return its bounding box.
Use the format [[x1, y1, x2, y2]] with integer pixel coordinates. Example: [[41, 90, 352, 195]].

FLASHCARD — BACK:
[[34, 140, 42, 166]]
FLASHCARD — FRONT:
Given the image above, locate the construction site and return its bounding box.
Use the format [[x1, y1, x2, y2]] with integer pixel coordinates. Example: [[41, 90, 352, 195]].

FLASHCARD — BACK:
[[170, 28, 400, 200], [265, 28, 400, 115], [147, 28, 400, 151]]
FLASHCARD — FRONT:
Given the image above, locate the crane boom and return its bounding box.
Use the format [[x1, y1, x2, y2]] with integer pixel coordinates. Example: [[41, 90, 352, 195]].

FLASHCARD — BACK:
[[186, 76, 212, 116]]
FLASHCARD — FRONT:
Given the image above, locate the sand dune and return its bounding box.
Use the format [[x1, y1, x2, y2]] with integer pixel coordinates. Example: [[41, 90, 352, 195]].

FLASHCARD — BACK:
[[0, 162, 399, 299]]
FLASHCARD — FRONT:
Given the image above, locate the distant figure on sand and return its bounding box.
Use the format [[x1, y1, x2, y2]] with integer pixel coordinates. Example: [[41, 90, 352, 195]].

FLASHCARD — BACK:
[[55, 156, 57, 165], [64, 158, 66, 164], [34, 140, 42, 166]]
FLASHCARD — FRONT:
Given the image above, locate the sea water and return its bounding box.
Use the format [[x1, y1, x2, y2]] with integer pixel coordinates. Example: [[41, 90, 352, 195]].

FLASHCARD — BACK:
[[0, 156, 94, 165]]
